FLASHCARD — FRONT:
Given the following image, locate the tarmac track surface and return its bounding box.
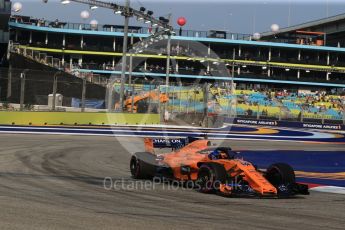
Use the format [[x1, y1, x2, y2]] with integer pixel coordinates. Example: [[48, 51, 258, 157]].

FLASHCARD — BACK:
[[0, 134, 344, 230]]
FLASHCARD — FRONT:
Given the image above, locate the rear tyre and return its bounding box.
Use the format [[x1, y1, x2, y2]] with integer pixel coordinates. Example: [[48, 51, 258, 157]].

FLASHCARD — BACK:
[[265, 163, 296, 186], [196, 163, 227, 193], [130, 152, 156, 179]]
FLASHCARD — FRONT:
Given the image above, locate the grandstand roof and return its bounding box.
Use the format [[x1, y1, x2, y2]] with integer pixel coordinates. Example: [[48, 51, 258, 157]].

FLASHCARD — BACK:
[[261, 13, 345, 38]]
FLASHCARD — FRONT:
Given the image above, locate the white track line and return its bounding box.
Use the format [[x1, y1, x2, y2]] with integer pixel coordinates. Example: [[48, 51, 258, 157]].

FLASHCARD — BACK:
[[310, 186, 345, 195]]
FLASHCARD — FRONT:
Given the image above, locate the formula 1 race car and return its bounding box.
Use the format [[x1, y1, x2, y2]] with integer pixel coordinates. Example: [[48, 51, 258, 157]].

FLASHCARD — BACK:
[[130, 137, 309, 197]]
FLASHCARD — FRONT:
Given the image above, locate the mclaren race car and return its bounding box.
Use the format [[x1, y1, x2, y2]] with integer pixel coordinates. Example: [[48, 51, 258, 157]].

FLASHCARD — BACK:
[[130, 137, 309, 197]]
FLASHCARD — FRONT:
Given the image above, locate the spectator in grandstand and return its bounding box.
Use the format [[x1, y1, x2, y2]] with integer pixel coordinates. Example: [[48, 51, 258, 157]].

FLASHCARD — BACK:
[[246, 108, 253, 116], [37, 18, 45, 27], [53, 19, 59, 28]]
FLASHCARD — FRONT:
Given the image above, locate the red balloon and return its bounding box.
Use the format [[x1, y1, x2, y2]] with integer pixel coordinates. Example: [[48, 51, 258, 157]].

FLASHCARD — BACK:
[[177, 17, 187, 27]]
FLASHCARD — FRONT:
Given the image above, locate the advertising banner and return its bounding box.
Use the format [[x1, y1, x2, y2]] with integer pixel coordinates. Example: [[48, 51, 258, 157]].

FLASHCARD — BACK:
[[229, 118, 345, 131]]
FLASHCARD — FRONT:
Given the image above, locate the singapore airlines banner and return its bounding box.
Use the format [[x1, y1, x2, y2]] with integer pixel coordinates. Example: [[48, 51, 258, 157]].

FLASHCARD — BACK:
[[230, 118, 344, 131]]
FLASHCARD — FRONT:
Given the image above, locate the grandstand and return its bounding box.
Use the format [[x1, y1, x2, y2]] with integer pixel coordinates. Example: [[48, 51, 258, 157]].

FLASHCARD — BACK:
[[260, 13, 345, 47], [0, 0, 10, 100], [0, 0, 344, 125], [7, 14, 345, 88]]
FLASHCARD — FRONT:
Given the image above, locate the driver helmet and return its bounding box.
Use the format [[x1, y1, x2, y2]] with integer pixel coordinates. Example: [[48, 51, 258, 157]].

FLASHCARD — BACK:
[[209, 149, 220, 160], [209, 149, 228, 160]]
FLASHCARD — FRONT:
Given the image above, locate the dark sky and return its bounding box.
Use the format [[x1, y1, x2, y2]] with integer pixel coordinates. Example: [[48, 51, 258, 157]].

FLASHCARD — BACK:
[[16, 0, 345, 34]]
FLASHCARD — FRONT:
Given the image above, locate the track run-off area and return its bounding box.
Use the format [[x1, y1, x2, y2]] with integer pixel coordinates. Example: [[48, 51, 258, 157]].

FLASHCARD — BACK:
[[0, 125, 344, 229]]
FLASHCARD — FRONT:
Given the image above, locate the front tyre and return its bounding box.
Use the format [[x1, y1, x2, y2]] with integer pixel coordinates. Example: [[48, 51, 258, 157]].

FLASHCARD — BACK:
[[196, 163, 227, 193], [265, 163, 296, 187]]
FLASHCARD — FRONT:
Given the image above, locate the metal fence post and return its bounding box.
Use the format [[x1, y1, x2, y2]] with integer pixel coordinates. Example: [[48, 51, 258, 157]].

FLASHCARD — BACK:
[[194, 90, 197, 114], [148, 83, 152, 113], [158, 84, 162, 122], [179, 83, 182, 113], [171, 86, 175, 113], [227, 97, 231, 118], [19, 72, 26, 111], [131, 83, 135, 113], [203, 83, 209, 128], [6, 65, 12, 99], [52, 71, 61, 111], [81, 77, 86, 112], [186, 90, 189, 114], [106, 83, 114, 113]]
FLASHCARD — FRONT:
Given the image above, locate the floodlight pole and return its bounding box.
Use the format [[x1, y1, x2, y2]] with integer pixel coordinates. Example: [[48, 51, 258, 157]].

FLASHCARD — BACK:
[[231, 48, 235, 95], [119, 0, 130, 112], [165, 15, 172, 88], [128, 34, 134, 87], [227, 48, 236, 118], [164, 14, 172, 119]]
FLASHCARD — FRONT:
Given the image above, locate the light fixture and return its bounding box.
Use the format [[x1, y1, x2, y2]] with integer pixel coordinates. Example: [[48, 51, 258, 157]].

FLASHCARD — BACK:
[[12, 2, 23, 12], [115, 9, 122, 14], [285, 68, 290, 71], [253, 32, 261, 40], [242, 65, 247, 68], [200, 59, 205, 63], [271, 24, 280, 33], [262, 66, 267, 70], [90, 19, 98, 30], [187, 58, 192, 61], [90, 5, 98, 10], [137, 16, 144, 21], [61, 0, 71, 4], [80, 10, 90, 20], [306, 70, 310, 73]]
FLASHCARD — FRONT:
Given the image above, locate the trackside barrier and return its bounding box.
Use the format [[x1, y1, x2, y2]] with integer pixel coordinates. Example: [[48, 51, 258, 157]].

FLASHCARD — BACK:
[[0, 111, 160, 126]]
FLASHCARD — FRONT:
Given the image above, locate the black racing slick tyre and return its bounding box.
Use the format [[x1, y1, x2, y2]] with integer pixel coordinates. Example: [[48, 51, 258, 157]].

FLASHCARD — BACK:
[[196, 163, 227, 193], [265, 163, 296, 186], [130, 152, 156, 179]]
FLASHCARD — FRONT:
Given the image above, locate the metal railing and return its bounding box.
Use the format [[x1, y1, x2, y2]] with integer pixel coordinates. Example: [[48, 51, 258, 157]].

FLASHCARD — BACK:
[[10, 43, 109, 86], [10, 16, 252, 41]]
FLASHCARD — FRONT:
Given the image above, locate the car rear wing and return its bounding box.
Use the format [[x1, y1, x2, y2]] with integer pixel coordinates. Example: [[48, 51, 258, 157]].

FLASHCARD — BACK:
[[144, 137, 200, 153]]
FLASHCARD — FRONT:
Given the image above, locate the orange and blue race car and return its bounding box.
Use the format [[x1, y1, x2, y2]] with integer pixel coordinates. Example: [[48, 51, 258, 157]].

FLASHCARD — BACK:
[[130, 137, 309, 197]]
